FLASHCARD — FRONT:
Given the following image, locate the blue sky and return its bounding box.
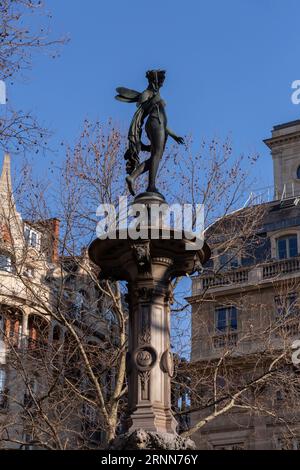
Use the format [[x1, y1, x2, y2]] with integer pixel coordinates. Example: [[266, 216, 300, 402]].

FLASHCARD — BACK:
[[2, 0, 300, 357], [3, 0, 300, 191]]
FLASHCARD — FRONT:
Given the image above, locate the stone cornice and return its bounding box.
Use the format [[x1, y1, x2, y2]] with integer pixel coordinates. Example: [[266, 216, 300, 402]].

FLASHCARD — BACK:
[[264, 130, 300, 148]]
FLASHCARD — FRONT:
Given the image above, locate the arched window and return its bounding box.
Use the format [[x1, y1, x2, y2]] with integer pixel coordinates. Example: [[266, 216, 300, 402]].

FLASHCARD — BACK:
[[28, 316, 48, 351], [277, 235, 298, 259], [0, 306, 22, 348]]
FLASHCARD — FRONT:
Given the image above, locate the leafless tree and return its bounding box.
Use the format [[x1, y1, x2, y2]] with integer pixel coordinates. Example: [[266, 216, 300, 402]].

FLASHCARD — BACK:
[[1, 118, 299, 450], [0, 0, 66, 154]]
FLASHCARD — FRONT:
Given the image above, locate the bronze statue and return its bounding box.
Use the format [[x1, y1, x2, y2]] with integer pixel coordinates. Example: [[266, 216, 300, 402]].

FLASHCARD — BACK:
[[115, 70, 184, 197]]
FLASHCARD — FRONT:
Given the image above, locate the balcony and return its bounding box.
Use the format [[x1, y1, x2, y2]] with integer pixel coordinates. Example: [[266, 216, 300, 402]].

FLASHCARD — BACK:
[[193, 330, 253, 360], [193, 256, 300, 295], [213, 331, 238, 349], [274, 318, 300, 337], [195, 318, 300, 360], [201, 269, 249, 290], [262, 257, 300, 279]]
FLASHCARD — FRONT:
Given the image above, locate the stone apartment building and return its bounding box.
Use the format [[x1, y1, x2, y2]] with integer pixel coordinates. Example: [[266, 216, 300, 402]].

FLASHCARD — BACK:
[[0, 153, 109, 449], [190, 120, 300, 450]]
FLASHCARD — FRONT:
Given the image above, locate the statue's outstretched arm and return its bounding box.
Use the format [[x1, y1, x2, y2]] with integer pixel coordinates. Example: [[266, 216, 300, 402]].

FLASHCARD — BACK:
[[166, 127, 185, 145]]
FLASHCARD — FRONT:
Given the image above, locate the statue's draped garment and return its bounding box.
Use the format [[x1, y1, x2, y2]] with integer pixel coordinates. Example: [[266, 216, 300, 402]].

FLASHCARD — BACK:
[[115, 87, 165, 174]]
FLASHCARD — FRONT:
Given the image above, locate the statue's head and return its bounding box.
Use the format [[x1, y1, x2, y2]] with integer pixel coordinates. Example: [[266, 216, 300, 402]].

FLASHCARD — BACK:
[[146, 69, 166, 91]]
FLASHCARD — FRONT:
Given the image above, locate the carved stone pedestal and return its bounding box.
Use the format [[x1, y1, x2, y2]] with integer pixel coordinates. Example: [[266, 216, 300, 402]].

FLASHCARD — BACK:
[[88, 197, 210, 447]]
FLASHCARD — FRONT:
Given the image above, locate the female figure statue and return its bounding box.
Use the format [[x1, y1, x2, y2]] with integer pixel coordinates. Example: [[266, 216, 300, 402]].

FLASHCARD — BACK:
[[115, 70, 184, 197]]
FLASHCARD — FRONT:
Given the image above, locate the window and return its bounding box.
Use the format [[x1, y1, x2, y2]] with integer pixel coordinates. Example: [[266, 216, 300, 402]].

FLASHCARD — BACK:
[[4, 314, 22, 348], [22, 433, 33, 451], [218, 250, 239, 270], [275, 293, 298, 318], [28, 316, 48, 351], [0, 369, 6, 393], [215, 306, 238, 332], [31, 231, 37, 247], [24, 225, 41, 250], [82, 403, 102, 444], [0, 369, 7, 408], [70, 290, 87, 321], [74, 291, 84, 318], [297, 165, 300, 180], [24, 226, 30, 241], [0, 254, 12, 272], [277, 235, 298, 259]]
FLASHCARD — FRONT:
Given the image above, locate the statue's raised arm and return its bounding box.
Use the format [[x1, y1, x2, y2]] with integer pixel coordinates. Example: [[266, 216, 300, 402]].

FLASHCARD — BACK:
[[115, 70, 184, 198]]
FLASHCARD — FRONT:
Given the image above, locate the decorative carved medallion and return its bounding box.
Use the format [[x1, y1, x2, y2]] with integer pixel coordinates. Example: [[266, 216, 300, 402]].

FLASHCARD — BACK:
[[160, 349, 175, 378], [133, 345, 157, 371]]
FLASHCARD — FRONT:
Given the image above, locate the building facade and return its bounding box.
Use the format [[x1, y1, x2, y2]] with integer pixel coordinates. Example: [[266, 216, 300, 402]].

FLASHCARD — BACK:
[[0, 154, 109, 449], [190, 120, 300, 450]]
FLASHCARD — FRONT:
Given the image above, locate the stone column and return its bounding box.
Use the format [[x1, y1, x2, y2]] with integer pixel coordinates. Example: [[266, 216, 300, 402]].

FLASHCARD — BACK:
[[126, 253, 176, 433], [88, 198, 210, 449]]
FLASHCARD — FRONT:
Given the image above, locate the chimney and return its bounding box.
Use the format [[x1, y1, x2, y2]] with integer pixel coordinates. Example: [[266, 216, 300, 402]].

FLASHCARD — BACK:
[[264, 120, 300, 199], [31, 218, 60, 263], [50, 218, 60, 262]]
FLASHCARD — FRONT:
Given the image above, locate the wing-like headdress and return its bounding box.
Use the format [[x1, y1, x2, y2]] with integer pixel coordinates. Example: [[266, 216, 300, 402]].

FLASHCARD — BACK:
[[115, 87, 141, 103]]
